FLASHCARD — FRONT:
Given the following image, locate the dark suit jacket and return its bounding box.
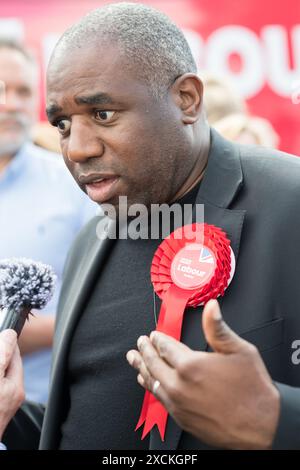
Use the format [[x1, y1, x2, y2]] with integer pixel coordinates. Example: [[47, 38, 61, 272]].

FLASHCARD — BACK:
[[5, 129, 300, 449]]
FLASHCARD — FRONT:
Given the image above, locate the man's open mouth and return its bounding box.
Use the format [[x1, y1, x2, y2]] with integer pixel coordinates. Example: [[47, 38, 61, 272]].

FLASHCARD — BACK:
[[80, 174, 120, 203]]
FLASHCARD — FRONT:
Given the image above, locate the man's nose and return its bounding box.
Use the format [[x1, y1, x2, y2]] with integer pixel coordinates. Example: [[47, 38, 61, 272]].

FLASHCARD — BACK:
[[66, 120, 104, 163]]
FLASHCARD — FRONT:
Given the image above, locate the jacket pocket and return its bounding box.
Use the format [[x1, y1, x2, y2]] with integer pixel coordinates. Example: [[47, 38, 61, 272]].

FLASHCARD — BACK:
[[239, 318, 284, 353]]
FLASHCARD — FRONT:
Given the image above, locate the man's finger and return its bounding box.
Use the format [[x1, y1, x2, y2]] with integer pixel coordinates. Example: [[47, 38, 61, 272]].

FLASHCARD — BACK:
[[127, 348, 172, 409], [137, 373, 171, 409], [149, 331, 193, 368], [126, 349, 154, 385], [136, 336, 174, 386], [6, 345, 23, 389], [0, 330, 17, 379], [202, 299, 247, 354], [0, 329, 17, 347]]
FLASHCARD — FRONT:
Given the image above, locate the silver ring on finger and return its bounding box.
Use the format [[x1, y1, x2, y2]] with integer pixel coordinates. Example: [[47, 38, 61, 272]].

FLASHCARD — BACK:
[[152, 379, 161, 395]]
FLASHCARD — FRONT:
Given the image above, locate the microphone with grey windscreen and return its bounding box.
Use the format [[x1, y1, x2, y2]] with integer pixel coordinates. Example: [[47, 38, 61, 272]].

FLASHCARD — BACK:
[[0, 258, 56, 336]]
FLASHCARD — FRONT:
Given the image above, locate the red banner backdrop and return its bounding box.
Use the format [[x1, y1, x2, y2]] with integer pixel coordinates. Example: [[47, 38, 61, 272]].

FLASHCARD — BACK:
[[1, 0, 299, 154]]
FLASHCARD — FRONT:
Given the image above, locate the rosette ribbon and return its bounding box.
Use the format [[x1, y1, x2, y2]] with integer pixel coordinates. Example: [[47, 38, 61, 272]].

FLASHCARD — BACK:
[[136, 223, 235, 441]]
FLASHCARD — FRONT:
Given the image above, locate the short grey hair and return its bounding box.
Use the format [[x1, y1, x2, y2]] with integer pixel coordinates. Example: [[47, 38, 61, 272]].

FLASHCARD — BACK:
[[53, 2, 197, 98]]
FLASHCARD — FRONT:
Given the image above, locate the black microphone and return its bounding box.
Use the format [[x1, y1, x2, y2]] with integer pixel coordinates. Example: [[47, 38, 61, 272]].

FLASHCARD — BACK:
[[0, 258, 56, 336]]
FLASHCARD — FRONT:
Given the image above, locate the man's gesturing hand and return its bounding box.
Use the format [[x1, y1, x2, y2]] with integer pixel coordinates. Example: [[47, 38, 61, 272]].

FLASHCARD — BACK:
[[0, 330, 25, 440], [126, 299, 280, 449]]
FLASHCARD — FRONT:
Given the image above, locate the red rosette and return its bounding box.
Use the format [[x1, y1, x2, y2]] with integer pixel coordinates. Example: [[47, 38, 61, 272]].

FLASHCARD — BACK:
[[136, 223, 235, 442], [151, 223, 234, 307]]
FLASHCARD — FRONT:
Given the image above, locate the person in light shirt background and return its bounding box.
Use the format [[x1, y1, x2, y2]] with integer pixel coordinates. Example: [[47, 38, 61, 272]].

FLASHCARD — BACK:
[[0, 39, 96, 404]]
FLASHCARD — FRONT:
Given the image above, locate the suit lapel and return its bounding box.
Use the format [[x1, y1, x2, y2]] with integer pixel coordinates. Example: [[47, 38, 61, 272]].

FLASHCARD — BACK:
[[150, 129, 246, 450], [52, 217, 116, 373], [40, 217, 116, 449]]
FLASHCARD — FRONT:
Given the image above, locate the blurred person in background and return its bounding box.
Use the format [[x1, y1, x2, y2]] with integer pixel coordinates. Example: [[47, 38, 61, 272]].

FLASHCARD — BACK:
[[202, 74, 279, 148], [213, 113, 280, 148], [32, 121, 61, 153], [0, 39, 96, 404], [202, 73, 247, 124]]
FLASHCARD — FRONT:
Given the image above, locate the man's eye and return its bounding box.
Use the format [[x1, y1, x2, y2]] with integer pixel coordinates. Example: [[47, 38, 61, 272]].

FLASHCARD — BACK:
[[95, 110, 115, 122], [56, 119, 71, 135]]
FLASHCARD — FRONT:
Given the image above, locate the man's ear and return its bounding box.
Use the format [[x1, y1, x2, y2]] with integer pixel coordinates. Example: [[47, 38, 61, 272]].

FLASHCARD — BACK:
[[170, 73, 203, 124]]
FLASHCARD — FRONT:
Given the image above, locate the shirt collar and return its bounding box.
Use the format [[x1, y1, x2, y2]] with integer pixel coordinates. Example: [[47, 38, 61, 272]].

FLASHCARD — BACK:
[[0, 142, 30, 185]]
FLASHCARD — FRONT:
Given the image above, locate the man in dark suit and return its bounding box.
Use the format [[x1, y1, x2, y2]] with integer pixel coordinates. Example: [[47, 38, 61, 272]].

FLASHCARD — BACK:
[[3, 2, 300, 449]]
